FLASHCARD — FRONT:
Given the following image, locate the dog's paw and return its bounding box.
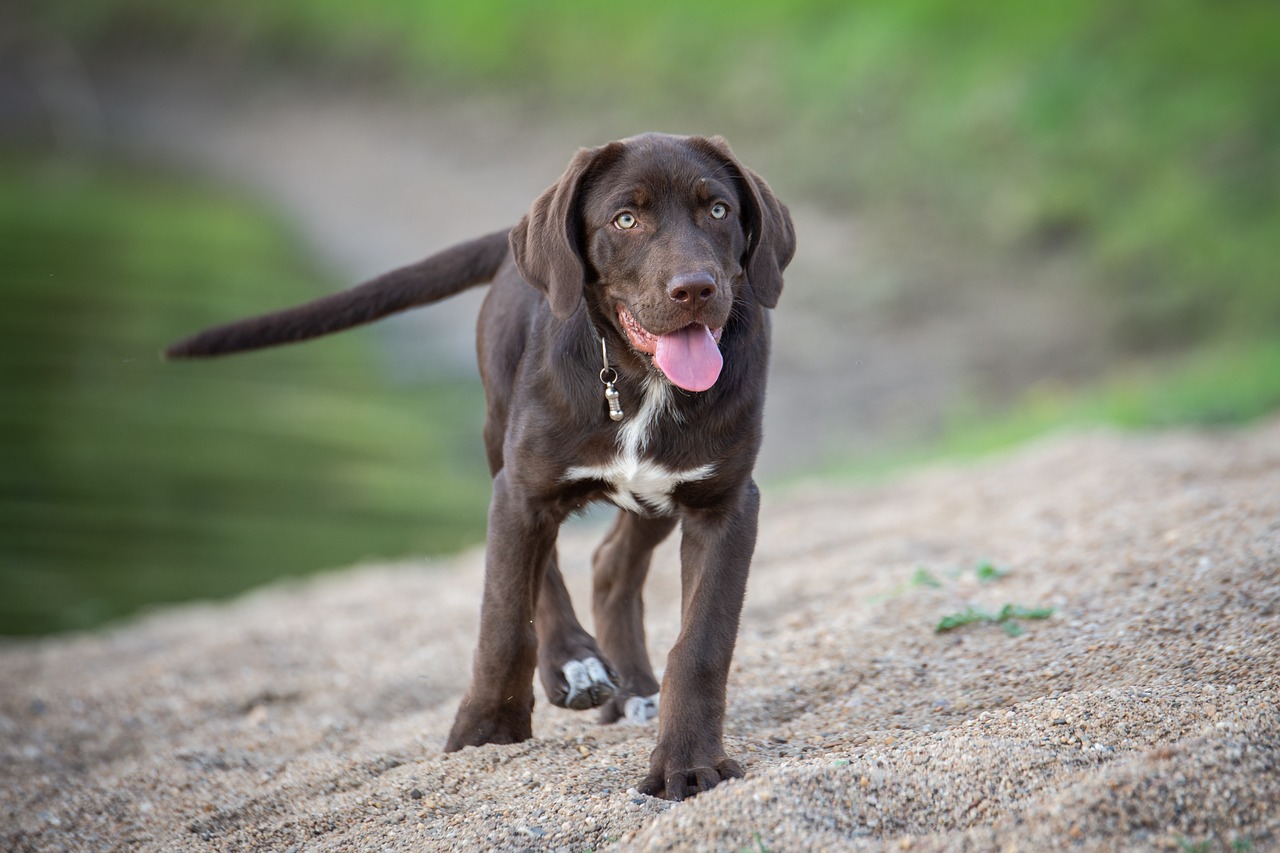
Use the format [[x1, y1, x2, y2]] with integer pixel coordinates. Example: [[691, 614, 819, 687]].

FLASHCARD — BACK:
[[596, 688, 660, 724], [444, 693, 535, 752], [638, 756, 744, 802], [624, 692, 660, 724], [556, 657, 617, 710]]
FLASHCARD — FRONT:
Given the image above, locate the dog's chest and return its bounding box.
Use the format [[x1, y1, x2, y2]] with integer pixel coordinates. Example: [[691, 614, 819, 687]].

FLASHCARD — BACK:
[[563, 379, 714, 515]]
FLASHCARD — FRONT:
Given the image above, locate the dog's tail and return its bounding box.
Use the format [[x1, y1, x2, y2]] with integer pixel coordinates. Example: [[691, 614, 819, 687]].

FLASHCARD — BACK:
[[164, 229, 510, 359]]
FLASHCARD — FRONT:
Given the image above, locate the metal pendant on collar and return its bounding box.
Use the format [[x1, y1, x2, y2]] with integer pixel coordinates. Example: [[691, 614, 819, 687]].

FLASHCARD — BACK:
[[599, 336, 624, 422]]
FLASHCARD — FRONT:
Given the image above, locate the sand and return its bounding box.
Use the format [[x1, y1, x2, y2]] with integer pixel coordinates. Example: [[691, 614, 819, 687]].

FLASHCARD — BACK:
[[3, 419, 1278, 851]]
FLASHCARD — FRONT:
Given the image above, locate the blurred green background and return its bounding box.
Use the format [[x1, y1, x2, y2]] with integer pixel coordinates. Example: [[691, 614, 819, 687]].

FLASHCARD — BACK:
[[3, 0, 1278, 634]]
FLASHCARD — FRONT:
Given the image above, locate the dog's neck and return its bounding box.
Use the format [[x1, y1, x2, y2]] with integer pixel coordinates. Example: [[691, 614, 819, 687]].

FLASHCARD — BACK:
[[592, 323, 682, 443]]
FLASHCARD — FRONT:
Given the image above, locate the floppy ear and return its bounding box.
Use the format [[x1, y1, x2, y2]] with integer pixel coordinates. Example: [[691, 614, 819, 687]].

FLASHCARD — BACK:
[[509, 143, 621, 319], [694, 136, 796, 309]]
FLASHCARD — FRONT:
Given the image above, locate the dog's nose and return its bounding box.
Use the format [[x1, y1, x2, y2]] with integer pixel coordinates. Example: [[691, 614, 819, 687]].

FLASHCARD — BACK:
[[668, 272, 717, 304]]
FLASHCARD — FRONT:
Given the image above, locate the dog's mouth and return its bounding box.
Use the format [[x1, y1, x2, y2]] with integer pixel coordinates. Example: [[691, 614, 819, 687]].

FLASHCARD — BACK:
[[617, 305, 724, 392]]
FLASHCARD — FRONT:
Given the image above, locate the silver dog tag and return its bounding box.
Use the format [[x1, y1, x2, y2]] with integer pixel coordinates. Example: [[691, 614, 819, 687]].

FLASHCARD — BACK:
[[599, 336, 624, 422], [604, 382, 623, 421]]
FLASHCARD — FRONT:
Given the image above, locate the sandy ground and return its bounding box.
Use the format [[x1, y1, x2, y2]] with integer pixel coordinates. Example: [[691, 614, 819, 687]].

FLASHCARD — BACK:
[[3, 417, 1278, 851]]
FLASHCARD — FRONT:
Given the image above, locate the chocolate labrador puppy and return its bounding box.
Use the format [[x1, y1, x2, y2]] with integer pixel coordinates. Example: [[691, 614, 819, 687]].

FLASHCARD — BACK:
[[167, 133, 795, 800]]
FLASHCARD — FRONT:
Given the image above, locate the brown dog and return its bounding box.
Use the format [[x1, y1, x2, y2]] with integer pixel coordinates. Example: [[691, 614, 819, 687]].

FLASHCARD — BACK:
[[167, 133, 795, 800]]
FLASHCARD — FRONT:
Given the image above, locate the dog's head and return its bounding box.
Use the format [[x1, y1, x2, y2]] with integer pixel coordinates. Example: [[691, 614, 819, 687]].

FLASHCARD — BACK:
[[510, 133, 795, 392]]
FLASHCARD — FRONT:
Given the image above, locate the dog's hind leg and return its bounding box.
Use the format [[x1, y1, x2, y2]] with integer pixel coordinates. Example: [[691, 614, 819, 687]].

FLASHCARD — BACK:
[[535, 555, 619, 711], [591, 511, 678, 725]]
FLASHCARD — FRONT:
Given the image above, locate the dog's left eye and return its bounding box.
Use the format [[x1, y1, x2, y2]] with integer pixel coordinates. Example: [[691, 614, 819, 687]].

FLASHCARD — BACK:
[[710, 203, 729, 220], [614, 212, 638, 230]]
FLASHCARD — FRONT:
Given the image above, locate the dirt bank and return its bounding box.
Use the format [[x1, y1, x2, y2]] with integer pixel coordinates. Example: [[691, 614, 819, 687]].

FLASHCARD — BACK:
[[3, 418, 1277, 851]]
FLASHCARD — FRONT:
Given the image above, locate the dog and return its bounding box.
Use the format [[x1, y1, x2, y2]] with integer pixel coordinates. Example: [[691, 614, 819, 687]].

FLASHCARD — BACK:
[[166, 133, 795, 800]]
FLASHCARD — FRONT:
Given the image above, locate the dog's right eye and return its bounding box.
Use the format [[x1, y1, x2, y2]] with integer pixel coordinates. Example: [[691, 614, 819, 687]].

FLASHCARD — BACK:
[[613, 213, 638, 230]]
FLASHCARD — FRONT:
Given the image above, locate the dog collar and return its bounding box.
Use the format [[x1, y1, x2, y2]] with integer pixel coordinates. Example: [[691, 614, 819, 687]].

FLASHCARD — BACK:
[[599, 335, 624, 422]]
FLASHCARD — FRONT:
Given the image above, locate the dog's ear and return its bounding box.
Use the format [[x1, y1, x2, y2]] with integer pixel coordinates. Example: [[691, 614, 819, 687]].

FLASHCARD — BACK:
[[694, 136, 796, 309], [510, 143, 622, 319]]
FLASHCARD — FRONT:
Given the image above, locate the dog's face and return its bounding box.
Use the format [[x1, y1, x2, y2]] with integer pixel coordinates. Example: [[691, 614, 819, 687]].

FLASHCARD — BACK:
[[510, 133, 795, 393], [580, 139, 744, 392]]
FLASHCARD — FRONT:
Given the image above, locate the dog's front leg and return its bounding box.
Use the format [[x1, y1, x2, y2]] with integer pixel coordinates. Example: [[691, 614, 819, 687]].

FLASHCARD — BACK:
[[639, 480, 759, 800], [445, 471, 557, 751]]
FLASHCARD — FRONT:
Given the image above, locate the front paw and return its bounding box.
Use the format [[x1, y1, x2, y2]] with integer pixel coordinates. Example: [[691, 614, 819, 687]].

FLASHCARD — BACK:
[[443, 694, 534, 752], [638, 751, 744, 801]]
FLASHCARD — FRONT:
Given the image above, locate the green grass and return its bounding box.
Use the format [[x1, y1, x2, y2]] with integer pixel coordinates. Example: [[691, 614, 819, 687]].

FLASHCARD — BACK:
[[829, 337, 1280, 482], [30, 0, 1280, 349], [975, 562, 1010, 584], [936, 604, 1055, 637], [0, 158, 490, 635]]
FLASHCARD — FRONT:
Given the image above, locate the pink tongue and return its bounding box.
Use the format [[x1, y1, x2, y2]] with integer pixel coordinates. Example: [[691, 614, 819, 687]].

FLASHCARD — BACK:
[[653, 325, 723, 392]]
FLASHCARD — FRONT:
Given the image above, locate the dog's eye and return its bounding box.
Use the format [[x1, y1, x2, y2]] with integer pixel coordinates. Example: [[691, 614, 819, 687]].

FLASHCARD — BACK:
[[710, 203, 729, 220], [613, 212, 638, 230]]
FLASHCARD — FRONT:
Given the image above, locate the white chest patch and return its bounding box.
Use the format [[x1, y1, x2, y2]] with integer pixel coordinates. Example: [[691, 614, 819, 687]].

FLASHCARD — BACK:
[[564, 377, 715, 515]]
